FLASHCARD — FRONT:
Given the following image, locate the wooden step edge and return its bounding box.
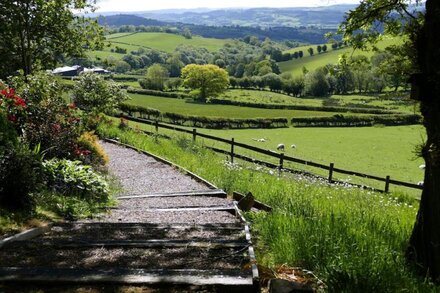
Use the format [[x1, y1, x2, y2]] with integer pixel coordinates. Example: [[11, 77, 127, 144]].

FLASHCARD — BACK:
[[0, 267, 254, 286], [0, 224, 52, 249], [18, 240, 251, 249], [118, 189, 227, 199]]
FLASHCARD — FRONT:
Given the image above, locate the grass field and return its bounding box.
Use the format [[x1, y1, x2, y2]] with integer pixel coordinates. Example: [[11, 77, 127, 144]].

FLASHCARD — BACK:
[[279, 37, 401, 76], [97, 123, 436, 292], [220, 89, 417, 113], [121, 115, 425, 193], [88, 32, 230, 60], [126, 93, 356, 118]]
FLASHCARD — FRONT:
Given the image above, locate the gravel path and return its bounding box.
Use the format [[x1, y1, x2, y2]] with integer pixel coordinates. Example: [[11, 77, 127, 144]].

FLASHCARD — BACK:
[[101, 141, 208, 195]]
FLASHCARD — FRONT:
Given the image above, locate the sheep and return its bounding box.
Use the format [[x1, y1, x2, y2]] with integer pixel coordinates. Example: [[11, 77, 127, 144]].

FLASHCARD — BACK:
[[290, 144, 297, 149], [419, 164, 426, 170], [277, 144, 285, 151], [252, 138, 268, 142], [418, 181, 424, 186]]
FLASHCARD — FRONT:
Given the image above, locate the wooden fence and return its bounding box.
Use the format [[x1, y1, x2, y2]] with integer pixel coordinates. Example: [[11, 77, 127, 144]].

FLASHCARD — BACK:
[[121, 115, 423, 194]]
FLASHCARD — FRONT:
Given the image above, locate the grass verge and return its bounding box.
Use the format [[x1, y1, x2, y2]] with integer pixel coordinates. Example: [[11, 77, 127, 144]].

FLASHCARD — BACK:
[[97, 122, 437, 292]]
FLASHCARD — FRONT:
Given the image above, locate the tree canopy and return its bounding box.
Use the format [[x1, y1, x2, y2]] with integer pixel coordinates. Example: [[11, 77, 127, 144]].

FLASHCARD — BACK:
[[0, 0, 103, 78], [181, 64, 229, 102]]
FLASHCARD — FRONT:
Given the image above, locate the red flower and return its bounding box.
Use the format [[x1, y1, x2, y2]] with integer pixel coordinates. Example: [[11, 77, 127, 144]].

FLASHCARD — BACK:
[[14, 96, 26, 108]]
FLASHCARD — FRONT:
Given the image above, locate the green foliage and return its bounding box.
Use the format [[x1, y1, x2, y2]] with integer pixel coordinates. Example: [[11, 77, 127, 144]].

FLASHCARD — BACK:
[[0, 143, 43, 211], [43, 159, 109, 202], [0, 0, 104, 78], [139, 64, 169, 91], [73, 72, 129, 114], [304, 69, 330, 97], [181, 64, 229, 102]]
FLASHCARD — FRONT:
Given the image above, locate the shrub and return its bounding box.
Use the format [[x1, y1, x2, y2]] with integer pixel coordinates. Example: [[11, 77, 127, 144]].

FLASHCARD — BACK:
[[73, 72, 129, 114], [0, 143, 43, 210], [77, 131, 109, 166], [23, 97, 82, 159], [43, 159, 109, 202]]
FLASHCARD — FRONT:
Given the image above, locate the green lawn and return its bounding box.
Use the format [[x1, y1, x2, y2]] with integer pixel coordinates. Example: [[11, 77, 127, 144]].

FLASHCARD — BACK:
[[279, 37, 402, 76], [126, 93, 353, 119]]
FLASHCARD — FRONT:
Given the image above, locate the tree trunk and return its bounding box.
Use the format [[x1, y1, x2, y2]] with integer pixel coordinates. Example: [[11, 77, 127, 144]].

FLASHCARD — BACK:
[[406, 0, 440, 283]]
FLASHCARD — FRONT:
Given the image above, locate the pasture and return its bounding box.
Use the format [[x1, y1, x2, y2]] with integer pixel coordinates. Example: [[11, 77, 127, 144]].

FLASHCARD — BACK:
[[279, 37, 401, 76], [220, 89, 417, 113], [95, 32, 230, 57], [121, 115, 425, 192], [126, 93, 353, 118]]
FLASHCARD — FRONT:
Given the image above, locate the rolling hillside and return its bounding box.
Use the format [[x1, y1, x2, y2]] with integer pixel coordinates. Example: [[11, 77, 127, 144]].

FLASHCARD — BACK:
[[279, 37, 401, 76]]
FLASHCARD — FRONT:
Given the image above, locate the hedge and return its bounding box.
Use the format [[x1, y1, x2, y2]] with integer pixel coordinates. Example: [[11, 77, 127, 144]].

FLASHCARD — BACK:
[[210, 98, 398, 115], [127, 87, 190, 99], [291, 114, 422, 127], [119, 103, 288, 129]]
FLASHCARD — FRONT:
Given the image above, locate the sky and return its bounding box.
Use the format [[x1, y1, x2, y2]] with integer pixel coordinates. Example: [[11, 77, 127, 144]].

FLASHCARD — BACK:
[[95, 0, 360, 12]]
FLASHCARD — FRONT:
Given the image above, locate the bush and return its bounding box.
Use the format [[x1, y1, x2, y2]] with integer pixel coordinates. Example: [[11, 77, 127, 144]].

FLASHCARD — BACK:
[[77, 131, 109, 166], [0, 143, 43, 210], [43, 159, 109, 202], [73, 72, 129, 114]]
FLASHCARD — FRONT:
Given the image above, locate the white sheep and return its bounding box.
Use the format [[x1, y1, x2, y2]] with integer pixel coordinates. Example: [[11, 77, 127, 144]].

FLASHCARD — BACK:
[[419, 164, 426, 170], [252, 138, 268, 142], [418, 181, 424, 186], [277, 144, 285, 151], [291, 144, 296, 149]]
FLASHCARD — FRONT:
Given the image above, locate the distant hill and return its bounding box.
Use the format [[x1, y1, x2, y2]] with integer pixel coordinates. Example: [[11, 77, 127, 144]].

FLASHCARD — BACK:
[[98, 14, 335, 43], [97, 15, 167, 27], [140, 5, 357, 29]]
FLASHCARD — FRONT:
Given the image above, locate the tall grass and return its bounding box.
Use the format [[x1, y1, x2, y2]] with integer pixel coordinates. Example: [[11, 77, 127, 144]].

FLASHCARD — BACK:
[[97, 122, 437, 292]]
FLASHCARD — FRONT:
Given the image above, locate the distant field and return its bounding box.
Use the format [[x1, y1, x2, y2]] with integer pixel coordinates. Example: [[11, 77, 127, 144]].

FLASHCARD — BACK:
[[220, 89, 417, 113], [95, 32, 229, 57], [126, 93, 358, 119], [279, 37, 401, 76]]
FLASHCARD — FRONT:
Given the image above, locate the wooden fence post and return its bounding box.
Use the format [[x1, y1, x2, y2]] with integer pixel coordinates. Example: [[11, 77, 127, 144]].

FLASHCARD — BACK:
[[155, 120, 159, 133], [279, 153, 284, 170], [328, 163, 334, 183], [192, 128, 197, 142], [385, 176, 390, 193], [230, 138, 235, 163]]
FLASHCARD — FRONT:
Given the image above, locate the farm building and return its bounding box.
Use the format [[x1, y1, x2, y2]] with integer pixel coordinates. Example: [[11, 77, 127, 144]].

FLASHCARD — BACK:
[[52, 65, 110, 76]]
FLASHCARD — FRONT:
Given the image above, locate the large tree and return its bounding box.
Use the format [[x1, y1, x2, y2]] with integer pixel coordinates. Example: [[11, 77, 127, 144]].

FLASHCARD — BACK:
[[181, 64, 229, 102], [341, 0, 440, 282], [0, 0, 103, 78]]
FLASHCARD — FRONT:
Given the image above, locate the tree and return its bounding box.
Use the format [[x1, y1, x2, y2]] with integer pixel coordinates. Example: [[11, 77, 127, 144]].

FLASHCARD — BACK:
[[181, 64, 229, 102], [298, 51, 304, 58], [317, 45, 322, 54], [141, 64, 169, 91], [0, 0, 103, 78], [304, 68, 330, 97], [341, 0, 440, 282], [307, 47, 314, 56], [262, 73, 283, 92], [322, 44, 328, 52]]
